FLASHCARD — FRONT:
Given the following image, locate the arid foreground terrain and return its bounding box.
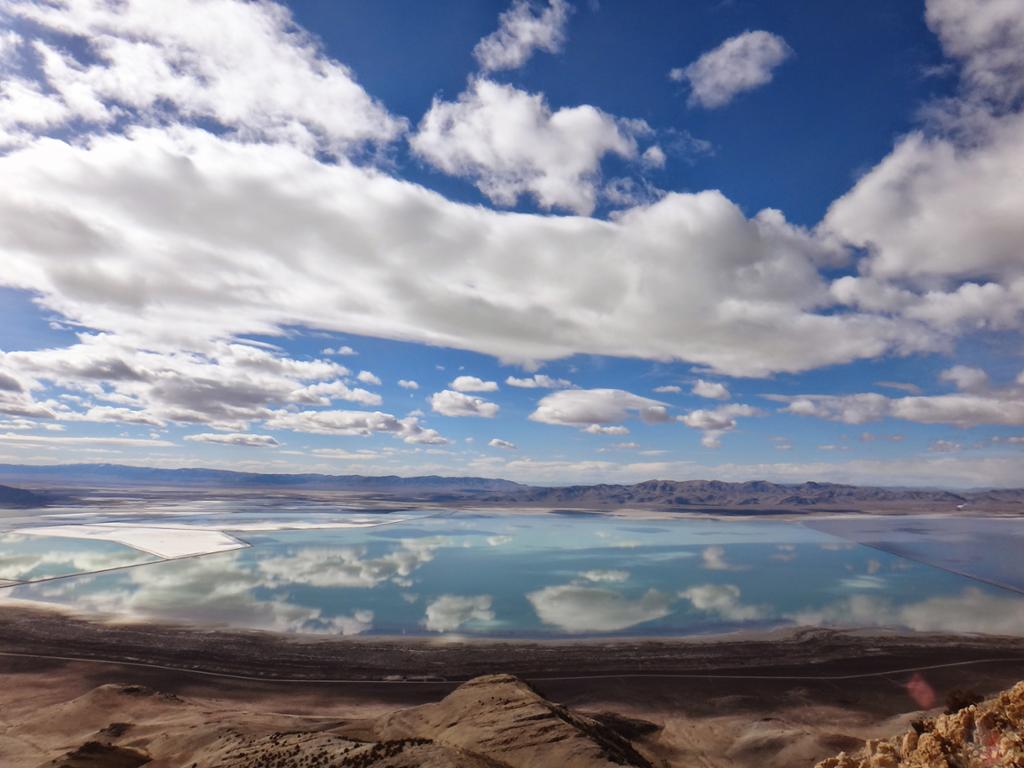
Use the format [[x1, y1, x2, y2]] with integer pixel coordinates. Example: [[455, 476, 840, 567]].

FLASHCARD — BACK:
[[2, 608, 1024, 767]]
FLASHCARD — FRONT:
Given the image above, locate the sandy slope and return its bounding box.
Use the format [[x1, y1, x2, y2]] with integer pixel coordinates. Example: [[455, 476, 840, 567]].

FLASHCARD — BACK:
[[3, 665, 1020, 768]]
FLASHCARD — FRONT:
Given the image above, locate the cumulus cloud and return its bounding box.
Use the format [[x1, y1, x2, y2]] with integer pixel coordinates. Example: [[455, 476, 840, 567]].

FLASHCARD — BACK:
[[423, 594, 495, 632], [0, 0, 404, 154], [579, 569, 629, 583], [823, 0, 1024, 339], [289, 380, 381, 407], [506, 374, 572, 389], [925, 0, 1024, 106], [411, 78, 644, 214], [691, 379, 730, 400], [530, 388, 669, 428], [679, 583, 765, 622], [672, 30, 792, 109], [473, 0, 571, 72], [653, 385, 681, 394], [398, 379, 419, 390], [527, 584, 672, 632], [583, 424, 630, 436], [679, 403, 757, 447], [939, 365, 990, 392], [488, 437, 517, 449], [183, 432, 280, 448], [0, 125, 932, 378], [356, 370, 382, 386], [450, 375, 499, 392], [265, 409, 448, 444], [775, 372, 1024, 427], [1, 337, 362, 432], [3, 0, 1022, 461], [322, 345, 357, 356], [429, 389, 500, 418], [0, 372, 23, 392], [641, 144, 667, 169]]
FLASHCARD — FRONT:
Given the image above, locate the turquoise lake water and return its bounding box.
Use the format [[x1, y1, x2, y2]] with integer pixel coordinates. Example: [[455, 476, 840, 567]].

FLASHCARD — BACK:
[[2, 512, 1023, 638]]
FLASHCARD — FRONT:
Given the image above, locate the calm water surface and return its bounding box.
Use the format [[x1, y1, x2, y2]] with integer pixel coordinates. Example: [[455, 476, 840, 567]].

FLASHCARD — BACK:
[[3, 512, 1023, 638]]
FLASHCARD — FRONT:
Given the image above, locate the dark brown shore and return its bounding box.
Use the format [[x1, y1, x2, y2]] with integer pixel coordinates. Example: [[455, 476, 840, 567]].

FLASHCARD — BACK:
[[3, 606, 1024, 767], [0, 605, 1021, 684]]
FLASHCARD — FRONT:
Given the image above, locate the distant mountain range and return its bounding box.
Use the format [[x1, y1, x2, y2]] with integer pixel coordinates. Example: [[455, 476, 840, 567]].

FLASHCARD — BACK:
[[484, 479, 1002, 508], [0, 464, 1020, 511], [0, 463, 522, 494]]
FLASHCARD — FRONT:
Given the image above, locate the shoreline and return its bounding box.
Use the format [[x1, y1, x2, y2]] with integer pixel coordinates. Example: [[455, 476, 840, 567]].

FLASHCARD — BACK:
[[1, 604, 1022, 685], [3, 604, 1024, 767]]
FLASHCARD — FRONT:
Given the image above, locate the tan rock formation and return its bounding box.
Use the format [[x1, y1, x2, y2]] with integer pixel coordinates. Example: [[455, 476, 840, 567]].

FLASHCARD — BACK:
[[816, 681, 1024, 768]]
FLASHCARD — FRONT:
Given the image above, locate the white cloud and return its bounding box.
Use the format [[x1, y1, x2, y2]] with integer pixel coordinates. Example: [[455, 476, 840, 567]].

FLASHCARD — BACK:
[[488, 437, 517, 449], [653, 385, 681, 393], [673, 30, 792, 109], [322, 345, 357, 356], [678, 403, 757, 447], [506, 374, 572, 389], [583, 424, 630, 436], [183, 432, 279, 448], [679, 583, 764, 622], [939, 364, 989, 392], [429, 389, 500, 418], [925, 0, 1024, 105], [640, 144, 666, 169], [423, 594, 495, 632], [398, 379, 419, 390], [527, 584, 672, 632], [450, 375, 499, 392], [310, 448, 383, 460], [691, 379, 730, 400], [530, 388, 669, 427], [776, 379, 1024, 427], [2, 337, 355, 432], [0, 30, 20, 62], [264, 409, 448, 444], [289, 380, 381, 407], [579, 569, 629, 583], [5, 0, 1020, 459], [2, 0, 405, 154], [356, 370, 381, 386], [473, 0, 571, 72], [0, 432, 174, 448], [412, 78, 646, 215], [462, 453, 1024, 489], [0, 127, 931, 378]]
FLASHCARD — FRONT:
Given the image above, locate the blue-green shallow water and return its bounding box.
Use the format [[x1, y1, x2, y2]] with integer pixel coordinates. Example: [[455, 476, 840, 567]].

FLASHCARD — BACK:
[[0, 532, 158, 582], [4, 514, 1024, 638]]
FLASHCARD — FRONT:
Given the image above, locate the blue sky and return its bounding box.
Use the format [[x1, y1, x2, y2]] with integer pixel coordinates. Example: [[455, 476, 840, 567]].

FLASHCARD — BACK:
[[0, 0, 1022, 487]]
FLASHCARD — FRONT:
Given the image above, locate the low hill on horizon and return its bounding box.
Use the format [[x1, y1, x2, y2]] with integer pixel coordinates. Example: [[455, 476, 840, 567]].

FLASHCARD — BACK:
[[0, 463, 1021, 511], [0, 483, 55, 508]]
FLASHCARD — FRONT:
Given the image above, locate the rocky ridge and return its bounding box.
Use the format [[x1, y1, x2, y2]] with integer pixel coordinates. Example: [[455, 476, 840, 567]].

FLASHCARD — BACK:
[[816, 681, 1024, 768]]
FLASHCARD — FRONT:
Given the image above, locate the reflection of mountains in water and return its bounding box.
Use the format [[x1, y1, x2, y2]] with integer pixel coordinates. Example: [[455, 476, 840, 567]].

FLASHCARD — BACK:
[[807, 517, 1024, 596]]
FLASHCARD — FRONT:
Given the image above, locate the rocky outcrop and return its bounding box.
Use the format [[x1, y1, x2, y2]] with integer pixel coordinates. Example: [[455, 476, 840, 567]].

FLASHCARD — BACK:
[[22, 677, 660, 768], [368, 674, 658, 767], [816, 681, 1024, 768]]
